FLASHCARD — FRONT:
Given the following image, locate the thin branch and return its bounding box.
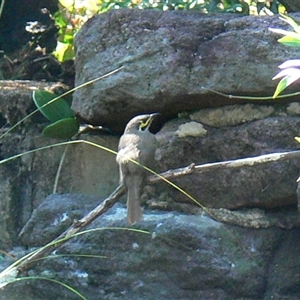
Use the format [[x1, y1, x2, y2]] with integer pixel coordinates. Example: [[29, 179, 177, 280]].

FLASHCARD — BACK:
[[148, 149, 300, 182]]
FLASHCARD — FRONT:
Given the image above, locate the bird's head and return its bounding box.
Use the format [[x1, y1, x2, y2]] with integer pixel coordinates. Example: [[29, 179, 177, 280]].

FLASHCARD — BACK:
[[124, 113, 159, 133]]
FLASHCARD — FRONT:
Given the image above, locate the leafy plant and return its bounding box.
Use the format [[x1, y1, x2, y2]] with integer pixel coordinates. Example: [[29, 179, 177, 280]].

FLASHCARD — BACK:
[[33, 90, 79, 139], [270, 14, 300, 98], [53, 0, 104, 61]]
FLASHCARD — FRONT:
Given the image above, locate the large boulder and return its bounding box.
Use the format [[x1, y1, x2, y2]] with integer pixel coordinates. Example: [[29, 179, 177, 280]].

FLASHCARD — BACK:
[[155, 103, 300, 210], [11, 193, 299, 300], [73, 9, 300, 132]]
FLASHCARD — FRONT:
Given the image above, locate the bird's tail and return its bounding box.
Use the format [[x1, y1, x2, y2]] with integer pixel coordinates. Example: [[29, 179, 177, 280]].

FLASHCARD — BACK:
[[126, 175, 143, 225]]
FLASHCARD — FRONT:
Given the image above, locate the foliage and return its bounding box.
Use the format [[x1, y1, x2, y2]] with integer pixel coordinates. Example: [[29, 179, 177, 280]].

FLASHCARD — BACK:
[[53, 0, 286, 61], [52, 0, 103, 61], [270, 14, 300, 98], [33, 90, 79, 139]]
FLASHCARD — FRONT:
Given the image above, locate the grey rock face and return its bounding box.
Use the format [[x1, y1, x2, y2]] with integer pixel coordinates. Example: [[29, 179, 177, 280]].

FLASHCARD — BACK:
[[0, 81, 70, 249], [73, 9, 300, 132], [0, 131, 119, 250], [16, 195, 297, 300], [156, 111, 300, 210], [0, 80, 68, 127], [19, 193, 102, 247], [0, 81, 120, 250]]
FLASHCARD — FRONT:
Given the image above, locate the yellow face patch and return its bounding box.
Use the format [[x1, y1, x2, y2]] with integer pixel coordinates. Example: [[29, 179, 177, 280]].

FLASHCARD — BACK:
[[139, 117, 152, 131]]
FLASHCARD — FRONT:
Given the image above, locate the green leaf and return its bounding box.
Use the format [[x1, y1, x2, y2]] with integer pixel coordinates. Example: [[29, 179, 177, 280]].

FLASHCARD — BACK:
[[270, 25, 300, 46], [278, 35, 300, 47], [279, 14, 300, 35], [273, 76, 289, 98], [43, 118, 79, 139], [33, 90, 74, 122], [53, 11, 68, 28], [53, 41, 75, 62], [61, 33, 74, 44], [273, 71, 300, 98]]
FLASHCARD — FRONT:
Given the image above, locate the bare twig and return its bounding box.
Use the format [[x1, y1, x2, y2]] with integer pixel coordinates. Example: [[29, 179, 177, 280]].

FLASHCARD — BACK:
[[148, 163, 195, 182], [193, 150, 300, 171], [148, 150, 300, 182]]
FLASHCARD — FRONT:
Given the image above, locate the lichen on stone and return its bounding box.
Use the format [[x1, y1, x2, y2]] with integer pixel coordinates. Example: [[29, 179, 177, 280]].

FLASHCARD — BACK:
[[190, 104, 274, 127], [175, 121, 207, 137], [287, 102, 300, 115]]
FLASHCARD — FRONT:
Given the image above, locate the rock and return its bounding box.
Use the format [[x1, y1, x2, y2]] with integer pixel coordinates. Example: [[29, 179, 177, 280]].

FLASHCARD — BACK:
[[287, 102, 300, 115], [264, 228, 300, 300], [0, 131, 119, 250], [16, 199, 298, 300], [0, 80, 69, 127], [0, 80, 69, 249], [0, 81, 120, 249], [19, 193, 102, 247], [156, 104, 300, 210], [73, 9, 300, 132], [175, 121, 207, 137], [205, 208, 300, 229], [190, 104, 275, 127]]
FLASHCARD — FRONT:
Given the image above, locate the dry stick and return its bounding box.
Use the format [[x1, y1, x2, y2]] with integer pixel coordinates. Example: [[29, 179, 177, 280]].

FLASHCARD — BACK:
[[148, 149, 300, 182], [16, 149, 300, 274]]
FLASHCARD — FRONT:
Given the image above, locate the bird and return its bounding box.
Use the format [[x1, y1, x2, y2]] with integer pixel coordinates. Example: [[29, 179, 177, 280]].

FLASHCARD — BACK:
[[116, 113, 159, 225]]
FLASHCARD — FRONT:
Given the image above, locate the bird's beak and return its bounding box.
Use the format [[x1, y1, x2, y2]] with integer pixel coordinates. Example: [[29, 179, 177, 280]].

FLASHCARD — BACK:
[[149, 113, 160, 125], [144, 113, 160, 130], [150, 113, 160, 119]]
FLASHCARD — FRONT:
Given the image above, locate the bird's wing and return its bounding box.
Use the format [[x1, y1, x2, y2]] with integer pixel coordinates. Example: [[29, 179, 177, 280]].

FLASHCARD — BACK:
[[116, 133, 141, 164]]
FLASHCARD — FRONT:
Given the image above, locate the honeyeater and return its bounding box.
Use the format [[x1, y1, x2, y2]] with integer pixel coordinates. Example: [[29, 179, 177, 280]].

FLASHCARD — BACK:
[[116, 113, 159, 225]]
